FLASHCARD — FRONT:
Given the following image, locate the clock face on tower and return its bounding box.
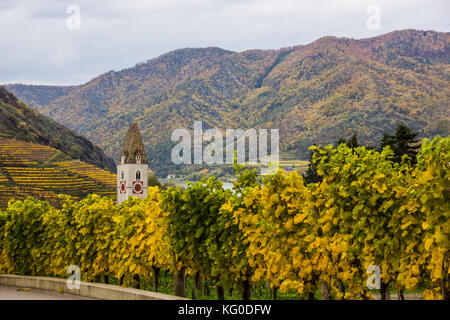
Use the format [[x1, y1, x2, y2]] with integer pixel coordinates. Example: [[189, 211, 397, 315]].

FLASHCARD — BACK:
[[132, 181, 143, 194], [120, 181, 126, 194]]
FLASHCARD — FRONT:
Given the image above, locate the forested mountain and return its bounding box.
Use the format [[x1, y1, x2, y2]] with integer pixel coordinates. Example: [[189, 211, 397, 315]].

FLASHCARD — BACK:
[[3, 84, 78, 109], [6, 29, 449, 175], [0, 87, 115, 171]]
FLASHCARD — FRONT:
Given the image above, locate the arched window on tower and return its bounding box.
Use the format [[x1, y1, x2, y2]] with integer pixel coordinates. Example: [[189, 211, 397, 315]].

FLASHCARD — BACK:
[[121, 171, 124, 180], [136, 170, 141, 181]]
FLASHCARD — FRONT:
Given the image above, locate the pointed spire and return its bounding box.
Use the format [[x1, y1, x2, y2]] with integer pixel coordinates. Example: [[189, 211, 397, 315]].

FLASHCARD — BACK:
[[118, 122, 148, 164]]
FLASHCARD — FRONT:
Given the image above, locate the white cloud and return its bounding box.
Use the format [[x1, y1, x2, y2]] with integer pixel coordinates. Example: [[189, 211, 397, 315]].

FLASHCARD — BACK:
[[0, 0, 448, 85]]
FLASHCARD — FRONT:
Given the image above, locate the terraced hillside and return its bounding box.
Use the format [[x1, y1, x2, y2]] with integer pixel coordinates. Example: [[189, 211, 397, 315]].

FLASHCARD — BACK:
[[0, 139, 58, 166], [0, 86, 115, 172], [54, 160, 116, 188], [0, 139, 116, 208]]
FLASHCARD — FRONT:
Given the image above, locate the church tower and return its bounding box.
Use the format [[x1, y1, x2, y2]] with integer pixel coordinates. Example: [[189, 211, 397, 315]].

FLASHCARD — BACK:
[[117, 122, 148, 204]]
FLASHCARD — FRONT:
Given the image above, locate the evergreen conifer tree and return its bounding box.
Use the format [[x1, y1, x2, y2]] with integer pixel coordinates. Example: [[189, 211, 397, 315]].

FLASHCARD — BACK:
[[302, 146, 322, 184], [379, 123, 420, 164]]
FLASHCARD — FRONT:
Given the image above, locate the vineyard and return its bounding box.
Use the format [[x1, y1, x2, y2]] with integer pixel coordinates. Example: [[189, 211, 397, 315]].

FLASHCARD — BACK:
[[0, 137, 448, 300], [0, 139, 56, 166], [55, 161, 117, 188], [0, 139, 116, 208]]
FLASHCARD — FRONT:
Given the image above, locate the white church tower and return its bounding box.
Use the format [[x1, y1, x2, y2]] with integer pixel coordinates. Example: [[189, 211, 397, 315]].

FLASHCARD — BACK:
[[117, 122, 148, 204]]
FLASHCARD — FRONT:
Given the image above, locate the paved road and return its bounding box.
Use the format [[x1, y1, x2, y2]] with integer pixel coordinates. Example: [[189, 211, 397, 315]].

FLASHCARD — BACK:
[[371, 292, 423, 300], [0, 285, 95, 300]]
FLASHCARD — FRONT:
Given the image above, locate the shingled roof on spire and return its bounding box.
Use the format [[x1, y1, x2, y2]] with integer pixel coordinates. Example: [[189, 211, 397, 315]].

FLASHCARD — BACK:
[[118, 122, 148, 164]]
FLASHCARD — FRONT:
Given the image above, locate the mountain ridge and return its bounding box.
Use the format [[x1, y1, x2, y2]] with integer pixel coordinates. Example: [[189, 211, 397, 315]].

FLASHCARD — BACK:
[[5, 29, 449, 175], [0, 86, 116, 171]]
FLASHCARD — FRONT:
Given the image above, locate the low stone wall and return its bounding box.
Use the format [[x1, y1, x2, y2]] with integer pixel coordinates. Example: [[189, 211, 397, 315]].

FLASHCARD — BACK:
[[0, 274, 188, 300]]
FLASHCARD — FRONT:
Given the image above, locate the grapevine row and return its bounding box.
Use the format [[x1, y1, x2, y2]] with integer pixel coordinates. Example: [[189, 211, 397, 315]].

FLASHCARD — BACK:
[[0, 137, 448, 299]]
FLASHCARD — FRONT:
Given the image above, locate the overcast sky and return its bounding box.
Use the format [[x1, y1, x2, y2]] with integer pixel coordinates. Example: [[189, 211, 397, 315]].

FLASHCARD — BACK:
[[0, 0, 448, 85]]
